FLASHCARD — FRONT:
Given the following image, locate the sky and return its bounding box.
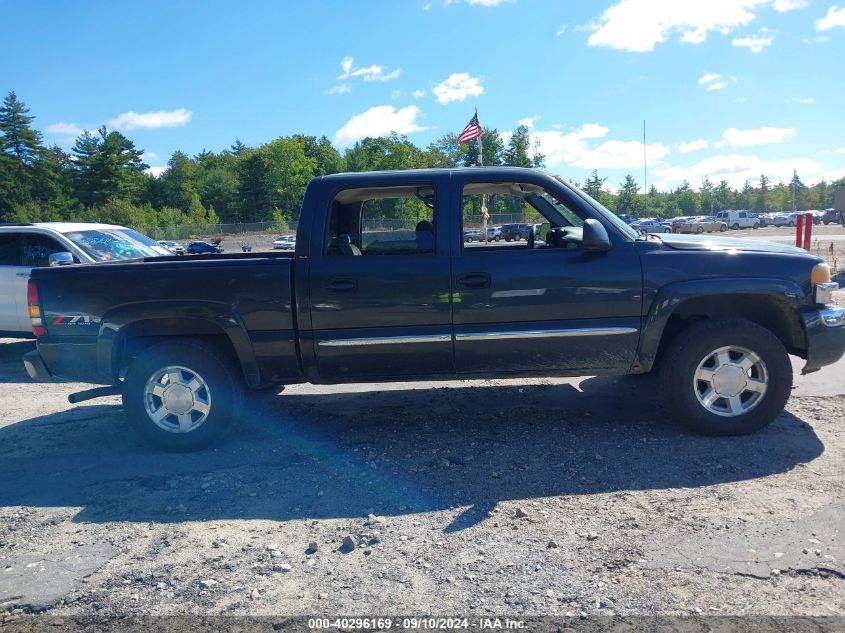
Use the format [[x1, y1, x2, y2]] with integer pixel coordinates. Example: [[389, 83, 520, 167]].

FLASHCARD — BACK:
[[2, 0, 844, 191]]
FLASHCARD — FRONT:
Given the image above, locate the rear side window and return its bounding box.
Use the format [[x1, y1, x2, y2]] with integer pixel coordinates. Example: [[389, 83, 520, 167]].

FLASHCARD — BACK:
[[19, 233, 65, 267], [325, 185, 436, 256], [0, 234, 19, 265]]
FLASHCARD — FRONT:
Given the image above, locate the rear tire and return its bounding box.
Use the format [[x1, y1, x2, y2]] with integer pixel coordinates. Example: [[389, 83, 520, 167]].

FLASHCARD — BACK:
[[696, 226, 704, 234], [731, 223, 739, 230], [659, 319, 791, 436], [123, 339, 243, 451]]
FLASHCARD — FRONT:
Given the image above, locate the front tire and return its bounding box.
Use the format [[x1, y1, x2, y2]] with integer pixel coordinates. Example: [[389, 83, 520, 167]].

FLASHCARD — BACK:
[[660, 319, 791, 436], [123, 339, 243, 451], [696, 226, 704, 234], [731, 223, 739, 230]]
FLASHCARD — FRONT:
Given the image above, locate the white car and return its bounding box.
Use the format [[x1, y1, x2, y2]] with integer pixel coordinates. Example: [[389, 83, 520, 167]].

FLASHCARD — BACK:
[[0, 222, 170, 337], [273, 235, 296, 250]]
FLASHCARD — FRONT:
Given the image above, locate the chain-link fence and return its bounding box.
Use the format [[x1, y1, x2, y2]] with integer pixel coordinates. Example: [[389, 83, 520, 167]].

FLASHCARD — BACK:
[[135, 214, 534, 240]]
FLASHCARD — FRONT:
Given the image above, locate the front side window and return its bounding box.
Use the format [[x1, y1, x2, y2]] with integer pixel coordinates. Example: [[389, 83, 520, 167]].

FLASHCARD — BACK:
[[325, 185, 436, 256], [19, 234, 66, 267], [461, 181, 586, 253]]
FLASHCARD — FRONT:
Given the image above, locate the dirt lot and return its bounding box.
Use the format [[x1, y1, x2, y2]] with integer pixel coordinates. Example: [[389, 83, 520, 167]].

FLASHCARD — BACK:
[[0, 246, 843, 619]]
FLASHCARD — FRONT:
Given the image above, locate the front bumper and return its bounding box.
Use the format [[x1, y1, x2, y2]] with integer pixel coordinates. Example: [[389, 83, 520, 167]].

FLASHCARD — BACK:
[[23, 350, 53, 383], [799, 304, 845, 374]]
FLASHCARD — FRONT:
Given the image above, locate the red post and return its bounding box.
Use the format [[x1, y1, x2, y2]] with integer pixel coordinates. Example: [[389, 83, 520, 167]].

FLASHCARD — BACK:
[[802, 212, 813, 250], [795, 214, 804, 248]]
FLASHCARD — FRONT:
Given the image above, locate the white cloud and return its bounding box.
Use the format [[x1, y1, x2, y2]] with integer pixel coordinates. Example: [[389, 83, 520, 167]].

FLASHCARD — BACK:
[[108, 108, 192, 131], [816, 5, 845, 29], [411, 89, 425, 99], [788, 96, 815, 104], [145, 165, 167, 178], [585, 0, 804, 53], [445, 0, 512, 5], [324, 85, 351, 95], [707, 81, 729, 91], [337, 57, 401, 82], [654, 154, 821, 190], [834, 147, 845, 154], [333, 105, 427, 146], [555, 23, 568, 36], [141, 152, 158, 162], [679, 139, 708, 153], [732, 29, 775, 51], [698, 72, 721, 85], [432, 72, 484, 104], [517, 115, 538, 128], [528, 123, 670, 170], [45, 122, 85, 138], [722, 126, 796, 147], [772, 0, 808, 9]]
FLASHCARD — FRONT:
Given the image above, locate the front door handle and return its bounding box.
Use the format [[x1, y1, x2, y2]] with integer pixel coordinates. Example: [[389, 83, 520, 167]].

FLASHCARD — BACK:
[[457, 272, 491, 289], [326, 278, 357, 292], [15, 272, 29, 278]]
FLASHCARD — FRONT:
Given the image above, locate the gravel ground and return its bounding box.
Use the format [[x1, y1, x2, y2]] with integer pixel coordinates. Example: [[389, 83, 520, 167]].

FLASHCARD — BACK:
[[0, 253, 843, 620]]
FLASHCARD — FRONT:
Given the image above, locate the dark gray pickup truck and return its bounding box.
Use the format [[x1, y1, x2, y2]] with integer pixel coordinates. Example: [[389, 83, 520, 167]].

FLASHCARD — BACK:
[[23, 167, 845, 450]]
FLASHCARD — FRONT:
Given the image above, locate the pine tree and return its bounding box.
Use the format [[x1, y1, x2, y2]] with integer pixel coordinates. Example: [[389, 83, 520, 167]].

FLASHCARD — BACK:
[[0, 92, 43, 167], [616, 175, 640, 214], [503, 125, 532, 167]]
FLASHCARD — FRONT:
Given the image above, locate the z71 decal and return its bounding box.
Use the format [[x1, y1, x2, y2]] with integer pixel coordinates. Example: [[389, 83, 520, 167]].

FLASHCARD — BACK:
[[51, 314, 94, 326]]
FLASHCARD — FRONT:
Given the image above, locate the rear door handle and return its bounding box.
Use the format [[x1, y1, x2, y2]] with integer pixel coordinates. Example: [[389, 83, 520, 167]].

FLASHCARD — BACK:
[[326, 278, 357, 292], [15, 272, 29, 278], [457, 273, 491, 289]]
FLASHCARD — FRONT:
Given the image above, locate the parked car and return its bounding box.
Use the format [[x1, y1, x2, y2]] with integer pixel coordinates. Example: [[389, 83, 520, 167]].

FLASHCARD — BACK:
[[757, 213, 775, 228], [463, 228, 484, 242], [186, 241, 224, 254], [486, 226, 502, 241], [678, 216, 728, 234], [668, 216, 694, 232], [157, 240, 185, 255], [630, 219, 672, 234], [23, 167, 845, 451], [715, 210, 759, 230], [273, 235, 296, 250], [822, 209, 843, 225], [809, 210, 823, 225], [769, 213, 798, 228], [617, 214, 638, 224], [500, 223, 532, 241], [1, 222, 170, 337]]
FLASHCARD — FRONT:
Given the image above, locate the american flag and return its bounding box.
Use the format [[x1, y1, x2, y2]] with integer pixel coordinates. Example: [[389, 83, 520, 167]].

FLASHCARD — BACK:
[[457, 112, 483, 144]]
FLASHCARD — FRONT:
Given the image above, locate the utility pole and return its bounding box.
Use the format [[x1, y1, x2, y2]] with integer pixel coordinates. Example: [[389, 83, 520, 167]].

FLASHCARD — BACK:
[[791, 168, 797, 213], [643, 120, 648, 213]]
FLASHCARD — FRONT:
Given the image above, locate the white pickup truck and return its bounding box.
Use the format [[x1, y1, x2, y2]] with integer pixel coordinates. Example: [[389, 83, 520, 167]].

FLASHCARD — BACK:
[[0, 222, 170, 337]]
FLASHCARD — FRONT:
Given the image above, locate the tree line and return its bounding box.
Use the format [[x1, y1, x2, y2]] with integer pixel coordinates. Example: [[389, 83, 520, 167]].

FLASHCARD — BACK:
[[1, 90, 842, 232]]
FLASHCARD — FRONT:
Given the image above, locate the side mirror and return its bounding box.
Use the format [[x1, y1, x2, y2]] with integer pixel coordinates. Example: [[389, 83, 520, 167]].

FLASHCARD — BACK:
[[48, 252, 75, 266], [582, 219, 611, 252]]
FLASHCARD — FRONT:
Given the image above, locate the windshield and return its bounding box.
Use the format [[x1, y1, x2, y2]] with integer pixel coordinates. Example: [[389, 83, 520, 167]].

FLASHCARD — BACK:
[[553, 176, 639, 239], [63, 229, 170, 262]]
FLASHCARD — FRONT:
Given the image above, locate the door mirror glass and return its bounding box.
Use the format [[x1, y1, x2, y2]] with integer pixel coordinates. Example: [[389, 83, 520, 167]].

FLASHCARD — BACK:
[[48, 252, 74, 266], [582, 219, 611, 251]]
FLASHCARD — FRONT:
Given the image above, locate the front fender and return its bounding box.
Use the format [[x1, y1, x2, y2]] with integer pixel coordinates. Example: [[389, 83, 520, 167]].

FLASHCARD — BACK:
[[98, 300, 260, 387], [637, 278, 806, 371]]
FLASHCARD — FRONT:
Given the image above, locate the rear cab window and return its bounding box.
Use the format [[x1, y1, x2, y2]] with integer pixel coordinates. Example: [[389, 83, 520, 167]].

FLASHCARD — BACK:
[[325, 184, 436, 256]]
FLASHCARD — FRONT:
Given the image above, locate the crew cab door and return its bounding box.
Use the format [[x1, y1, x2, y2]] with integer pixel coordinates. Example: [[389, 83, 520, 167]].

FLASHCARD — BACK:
[[449, 173, 643, 375], [306, 176, 453, 379]]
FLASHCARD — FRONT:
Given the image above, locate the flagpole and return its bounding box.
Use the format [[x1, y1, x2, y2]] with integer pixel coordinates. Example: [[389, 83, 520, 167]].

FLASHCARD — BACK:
[[477, 109, 483, 167]]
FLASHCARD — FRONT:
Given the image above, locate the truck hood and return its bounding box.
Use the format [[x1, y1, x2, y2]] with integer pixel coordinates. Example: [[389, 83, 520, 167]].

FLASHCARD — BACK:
[[657, 233, 808, 255]]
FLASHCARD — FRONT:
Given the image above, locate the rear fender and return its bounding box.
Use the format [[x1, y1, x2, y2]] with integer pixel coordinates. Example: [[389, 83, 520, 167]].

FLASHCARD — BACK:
[[99, 301, 260, 387]]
